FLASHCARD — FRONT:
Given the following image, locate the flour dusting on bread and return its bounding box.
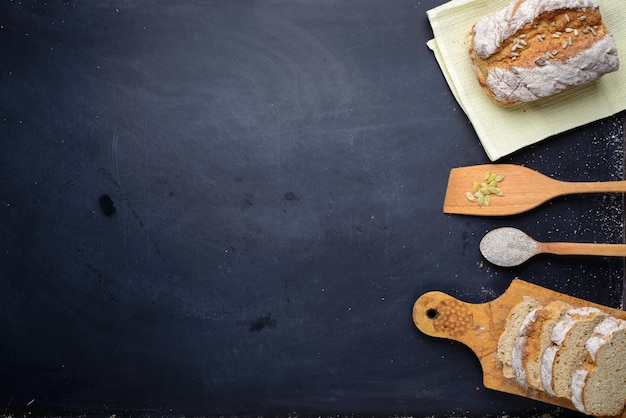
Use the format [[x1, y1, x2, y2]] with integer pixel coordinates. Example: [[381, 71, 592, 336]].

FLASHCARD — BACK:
[[469, 0, 619, 106]]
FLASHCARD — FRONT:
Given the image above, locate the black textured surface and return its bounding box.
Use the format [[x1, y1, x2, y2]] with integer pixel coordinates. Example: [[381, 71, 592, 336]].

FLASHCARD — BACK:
[[0, 1, 623, 416]]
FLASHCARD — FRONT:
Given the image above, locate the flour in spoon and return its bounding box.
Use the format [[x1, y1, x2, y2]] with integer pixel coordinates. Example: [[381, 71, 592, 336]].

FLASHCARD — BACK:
[[480, 227, 540, 267]]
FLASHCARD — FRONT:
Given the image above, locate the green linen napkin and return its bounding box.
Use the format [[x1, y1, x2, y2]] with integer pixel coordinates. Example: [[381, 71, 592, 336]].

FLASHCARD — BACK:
[[427, 0, 626, 161]]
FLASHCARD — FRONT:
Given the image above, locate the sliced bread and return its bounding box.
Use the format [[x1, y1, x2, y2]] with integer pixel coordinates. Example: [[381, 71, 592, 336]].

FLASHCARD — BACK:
[[571, 317, 626, 416], [546, 307, 606, 398], [511, 306, 541, 387], [497, 296, 542, 379], [520, 300, 571, 391]]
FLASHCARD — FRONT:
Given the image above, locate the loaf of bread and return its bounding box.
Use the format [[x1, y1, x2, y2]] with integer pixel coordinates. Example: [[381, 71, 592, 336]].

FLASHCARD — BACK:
[[468, 0, 619, 106], [498, 298, 626, 416]]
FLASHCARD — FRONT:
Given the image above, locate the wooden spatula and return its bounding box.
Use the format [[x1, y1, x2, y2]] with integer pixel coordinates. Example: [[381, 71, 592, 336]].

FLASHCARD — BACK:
[[443, 164, 626, 216], [413, 279, 626, 415]]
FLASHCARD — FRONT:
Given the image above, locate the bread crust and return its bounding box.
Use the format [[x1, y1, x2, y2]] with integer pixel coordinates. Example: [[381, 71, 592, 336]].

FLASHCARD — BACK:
[[468, 0, 619, 106]]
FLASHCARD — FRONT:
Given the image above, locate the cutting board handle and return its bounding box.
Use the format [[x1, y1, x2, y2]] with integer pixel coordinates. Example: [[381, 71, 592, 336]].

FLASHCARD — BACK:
[[413, 291, 493, 358]]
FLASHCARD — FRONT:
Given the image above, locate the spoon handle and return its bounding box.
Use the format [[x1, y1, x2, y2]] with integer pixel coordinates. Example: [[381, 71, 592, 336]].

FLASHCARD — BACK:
[[539, 242, 626, 257]]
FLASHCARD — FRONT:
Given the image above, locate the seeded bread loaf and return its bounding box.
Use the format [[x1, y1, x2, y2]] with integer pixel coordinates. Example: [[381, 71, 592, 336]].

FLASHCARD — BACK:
[[468, 0, 620, 106], [571, 317, 626, 416], [496, 297, 542, 379], [545, 307, 606, 398]]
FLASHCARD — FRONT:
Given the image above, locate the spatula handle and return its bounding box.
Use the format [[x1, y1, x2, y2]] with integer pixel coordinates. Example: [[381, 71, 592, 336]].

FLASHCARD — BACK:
[[561, 180, 626, 194]]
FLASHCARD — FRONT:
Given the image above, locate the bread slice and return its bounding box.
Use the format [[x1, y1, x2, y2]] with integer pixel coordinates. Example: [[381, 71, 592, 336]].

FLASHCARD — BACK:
[[497, 296, 542, 379], [571, 317, 626, 416], [519, 300, 571, 391], [468, 0, 619, 106], [511, 306, 542, 387], [545, 307, 606, 398]]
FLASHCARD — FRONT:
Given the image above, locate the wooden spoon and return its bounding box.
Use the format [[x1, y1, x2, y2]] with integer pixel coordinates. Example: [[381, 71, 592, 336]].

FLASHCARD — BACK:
[[443, 164, 626, 216], [479, 227, 626, 267]]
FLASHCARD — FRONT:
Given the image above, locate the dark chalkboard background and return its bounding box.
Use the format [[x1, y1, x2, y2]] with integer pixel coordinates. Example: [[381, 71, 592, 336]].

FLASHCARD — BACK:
[[0, 1, 624, 416]]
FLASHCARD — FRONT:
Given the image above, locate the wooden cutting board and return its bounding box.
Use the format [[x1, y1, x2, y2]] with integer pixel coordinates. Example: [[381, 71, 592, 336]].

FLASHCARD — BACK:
[[412, 279, 626, 415]]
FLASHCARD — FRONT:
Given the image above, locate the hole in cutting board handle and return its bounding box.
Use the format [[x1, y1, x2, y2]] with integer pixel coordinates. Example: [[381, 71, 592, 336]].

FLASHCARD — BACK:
[[426, 308, 439, 319]]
